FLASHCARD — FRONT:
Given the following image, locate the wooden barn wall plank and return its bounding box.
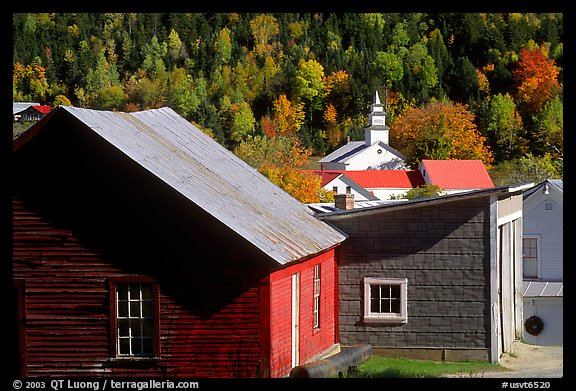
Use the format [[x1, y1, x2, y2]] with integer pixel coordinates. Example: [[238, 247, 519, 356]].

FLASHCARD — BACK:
[[13, 196, 265, 378]]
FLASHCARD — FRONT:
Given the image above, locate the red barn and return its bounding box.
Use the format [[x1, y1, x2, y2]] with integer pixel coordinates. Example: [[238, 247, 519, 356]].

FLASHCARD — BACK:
[[12, 106, 346, 378]]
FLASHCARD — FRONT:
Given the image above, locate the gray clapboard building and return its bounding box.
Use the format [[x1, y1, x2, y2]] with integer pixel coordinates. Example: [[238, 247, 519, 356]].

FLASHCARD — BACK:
[[318, 186, 529, 363]]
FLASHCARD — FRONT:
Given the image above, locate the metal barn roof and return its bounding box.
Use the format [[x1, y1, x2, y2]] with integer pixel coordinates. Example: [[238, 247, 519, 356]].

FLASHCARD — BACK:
[[343, 170, 425, 189], [17, 106, 346, 265], [420, 159, 494, 189], [523, 281, 563, 298]]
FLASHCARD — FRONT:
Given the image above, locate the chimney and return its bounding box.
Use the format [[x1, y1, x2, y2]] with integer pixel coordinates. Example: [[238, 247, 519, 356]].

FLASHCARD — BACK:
[[334, 193, 355, 211]]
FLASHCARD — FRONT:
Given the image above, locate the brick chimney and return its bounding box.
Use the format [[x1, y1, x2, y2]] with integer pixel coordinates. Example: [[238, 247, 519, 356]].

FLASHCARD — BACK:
[[334, 193, 355, 211]]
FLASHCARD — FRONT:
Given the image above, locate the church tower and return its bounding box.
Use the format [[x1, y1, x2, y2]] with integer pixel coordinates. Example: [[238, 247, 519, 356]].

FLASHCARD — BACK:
[[364, 91, 389, 146]]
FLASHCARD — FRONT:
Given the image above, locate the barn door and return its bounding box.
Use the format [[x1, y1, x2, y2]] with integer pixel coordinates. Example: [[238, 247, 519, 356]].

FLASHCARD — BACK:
[[291, 273, 300, 368]]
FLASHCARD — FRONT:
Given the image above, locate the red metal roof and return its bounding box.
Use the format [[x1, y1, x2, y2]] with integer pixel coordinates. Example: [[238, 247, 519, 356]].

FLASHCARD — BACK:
[[343, 170, 425, 189], [305, 169, 425, 189], [32, 105, 51, 114], [420, 160, 494, 189], [305, 170, 344, 187]]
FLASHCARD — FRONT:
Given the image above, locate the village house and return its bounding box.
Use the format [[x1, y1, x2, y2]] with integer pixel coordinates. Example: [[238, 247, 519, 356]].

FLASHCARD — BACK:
[[12, 106, 347, 378], [318, 185, 529, 363], [308, 159, 493, 203], [307, 169, 425, 201], [521, 179, 563, 346], [13, 102, 51, 122], [418, 159, 495, 195], [318, 92, 408, 171]]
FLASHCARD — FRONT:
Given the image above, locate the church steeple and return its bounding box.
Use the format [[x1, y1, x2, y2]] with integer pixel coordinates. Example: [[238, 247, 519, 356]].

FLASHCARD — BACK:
[[365, 91, 389, 145]]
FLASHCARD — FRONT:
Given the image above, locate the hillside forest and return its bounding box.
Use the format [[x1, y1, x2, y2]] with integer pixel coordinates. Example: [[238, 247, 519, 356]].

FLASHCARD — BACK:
[[13, 13, 563, 202]]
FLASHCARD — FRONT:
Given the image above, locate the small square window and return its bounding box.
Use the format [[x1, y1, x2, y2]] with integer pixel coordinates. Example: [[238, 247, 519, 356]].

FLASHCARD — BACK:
[[363, 277, 407, 324]]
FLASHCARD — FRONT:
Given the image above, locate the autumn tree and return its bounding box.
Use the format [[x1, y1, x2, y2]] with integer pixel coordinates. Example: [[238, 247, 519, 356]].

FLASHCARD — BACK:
[[13, 58, 50, 102], [482, 93, 527, 162], [513, 48, 560, 115], [229, 101, 256, 143], [233, 135, 330, 203], [391, 100, 493, 167], [293, 59, 325, 113], [273, 94, 306, 137], [249, 14, 279, 57]]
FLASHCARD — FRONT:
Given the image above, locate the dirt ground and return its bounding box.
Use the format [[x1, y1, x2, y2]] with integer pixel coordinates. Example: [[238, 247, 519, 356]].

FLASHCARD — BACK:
[[451, 340, 563, 378]]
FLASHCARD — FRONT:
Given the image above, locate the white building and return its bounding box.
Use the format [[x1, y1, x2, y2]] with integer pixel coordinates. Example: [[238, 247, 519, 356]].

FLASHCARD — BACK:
[[319, 92, 408, 171], [522, 179, 563, 346]]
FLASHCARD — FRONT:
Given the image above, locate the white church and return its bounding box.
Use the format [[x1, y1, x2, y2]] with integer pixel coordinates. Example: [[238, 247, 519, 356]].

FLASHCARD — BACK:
[[319, 91, 408, 171]]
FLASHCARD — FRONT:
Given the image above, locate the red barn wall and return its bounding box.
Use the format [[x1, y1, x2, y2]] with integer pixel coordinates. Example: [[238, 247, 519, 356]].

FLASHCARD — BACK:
[[268, 249, 338, 378], [12, 197, 266, 378]]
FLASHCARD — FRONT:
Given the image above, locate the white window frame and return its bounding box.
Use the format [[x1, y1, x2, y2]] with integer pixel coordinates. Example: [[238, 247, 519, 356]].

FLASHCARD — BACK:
[[363, 277, 407, 324], [115, 282, 156, 357], [522, 235, 540, 279]]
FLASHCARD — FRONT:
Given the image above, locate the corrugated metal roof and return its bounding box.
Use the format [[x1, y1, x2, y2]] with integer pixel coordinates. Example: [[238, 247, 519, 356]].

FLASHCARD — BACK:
[[344, 170, 425, 189], [308, 199, 407, 214], [317, 184, 531, 219], [523, 281, 563, 297], [421, 160, 494, 189], [306, 169, 425, 189], [36, 106, 347, 265]]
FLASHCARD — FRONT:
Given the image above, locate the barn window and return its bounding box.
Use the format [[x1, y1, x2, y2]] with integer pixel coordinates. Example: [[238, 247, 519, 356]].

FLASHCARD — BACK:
[[110, 278, 159, 359], [313, 264, 321, 329], [363, 277, 407, 324], [522, 237, 539, 279]]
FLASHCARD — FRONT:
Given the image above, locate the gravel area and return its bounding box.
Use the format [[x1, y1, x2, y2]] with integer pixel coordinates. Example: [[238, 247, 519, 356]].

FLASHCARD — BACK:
[[448, 340, 563, 378]]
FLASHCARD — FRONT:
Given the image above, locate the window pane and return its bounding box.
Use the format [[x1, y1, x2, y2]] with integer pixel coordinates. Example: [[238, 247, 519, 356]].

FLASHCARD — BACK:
[[142, 301, 154, 318], [117, 285, 128, 301], [131, 319, 143, 337], [390, 285, 400, 299], [118, 300, 128, 317], [370, 285, 380, 312], [118, 319, 130, 337], [141, 285, 153, 301], [129, 284, 141, 300], [390, 298, 400, 313], [129, 301, 141, 318], [131, 338, 142, 356], [143, 319, 154, 338], [142, 338, 154, 355], [524, 259, 538, 278], [119, 338, 130, 355]]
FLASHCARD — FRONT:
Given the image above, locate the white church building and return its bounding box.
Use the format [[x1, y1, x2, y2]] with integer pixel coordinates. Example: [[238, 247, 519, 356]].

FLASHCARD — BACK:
[[319, 91, 408, 171]]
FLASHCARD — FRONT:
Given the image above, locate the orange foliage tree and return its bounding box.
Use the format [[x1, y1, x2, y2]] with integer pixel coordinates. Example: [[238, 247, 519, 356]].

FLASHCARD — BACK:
[[513, 48, 560, 115], [391, 100, 493, 167], [234, 135, 332, 203], [261, 94, 305, 138]]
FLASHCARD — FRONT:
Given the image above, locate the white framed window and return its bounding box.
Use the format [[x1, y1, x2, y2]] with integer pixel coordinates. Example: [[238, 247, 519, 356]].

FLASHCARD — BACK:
[[110, 279, 159, 358], [313, 264, 321, 329], [522, 236, 539, 279], [363, 277, 407, 324]]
